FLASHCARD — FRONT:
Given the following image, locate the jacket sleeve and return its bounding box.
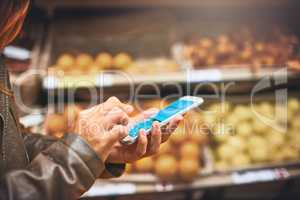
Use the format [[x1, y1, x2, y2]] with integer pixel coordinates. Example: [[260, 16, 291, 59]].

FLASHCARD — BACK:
[[0, 133, 105, 200], [22, 133, 126, 178]]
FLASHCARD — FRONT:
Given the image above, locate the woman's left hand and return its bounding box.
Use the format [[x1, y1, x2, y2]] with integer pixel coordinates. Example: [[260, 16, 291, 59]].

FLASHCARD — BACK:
[[106, 108, 183, 163]]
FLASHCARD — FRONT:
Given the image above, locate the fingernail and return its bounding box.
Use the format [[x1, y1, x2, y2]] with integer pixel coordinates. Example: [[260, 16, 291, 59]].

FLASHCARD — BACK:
[[140, 129, 146, 136], [126, 105, 134, 112], [153, 121, 160, 128]]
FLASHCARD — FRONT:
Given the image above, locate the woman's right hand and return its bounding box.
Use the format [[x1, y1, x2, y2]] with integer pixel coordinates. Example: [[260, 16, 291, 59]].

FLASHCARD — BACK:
[[74, 97, 133, 162]]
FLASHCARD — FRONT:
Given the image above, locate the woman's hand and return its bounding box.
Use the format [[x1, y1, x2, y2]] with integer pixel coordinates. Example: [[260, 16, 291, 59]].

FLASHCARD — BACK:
[[74, 97, 133, 162], [106, 109, 183, 163]]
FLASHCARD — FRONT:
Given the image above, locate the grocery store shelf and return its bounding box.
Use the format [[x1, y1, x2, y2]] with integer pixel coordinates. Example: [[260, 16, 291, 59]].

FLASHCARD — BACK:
[[82, 164, 300, 198], [42, 68, 299, 89]]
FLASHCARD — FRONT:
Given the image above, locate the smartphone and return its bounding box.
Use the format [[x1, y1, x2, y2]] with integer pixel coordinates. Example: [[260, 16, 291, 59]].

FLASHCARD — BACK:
[[121, 96, 204, 145]]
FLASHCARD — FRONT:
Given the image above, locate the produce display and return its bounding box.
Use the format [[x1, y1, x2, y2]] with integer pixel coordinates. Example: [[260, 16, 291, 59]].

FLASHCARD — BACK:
[[200, 98, 300, 170], [50, 52, 179, 75], [182, 28, 300, 72], [127, 122, 208, 182]]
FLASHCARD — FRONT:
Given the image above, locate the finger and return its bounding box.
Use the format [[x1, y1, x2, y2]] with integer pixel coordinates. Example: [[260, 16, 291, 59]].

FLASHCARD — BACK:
[[103, 97, 133, 114], [131, 108, 159, 123], [105, 107, 130, 129], [105, 125, 128, 147], [135, 129, 148, 158], [148, 121, 161, 155], [161, 115, 183, 143]]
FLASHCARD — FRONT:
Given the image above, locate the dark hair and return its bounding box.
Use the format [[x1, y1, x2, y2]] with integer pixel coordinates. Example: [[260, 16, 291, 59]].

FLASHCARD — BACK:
[[0, 0, 29, 50]]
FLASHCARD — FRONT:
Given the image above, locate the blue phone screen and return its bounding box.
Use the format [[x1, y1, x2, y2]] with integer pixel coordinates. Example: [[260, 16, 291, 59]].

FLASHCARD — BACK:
[[128, 99, 194, 138], [152, 99, 194, 122]]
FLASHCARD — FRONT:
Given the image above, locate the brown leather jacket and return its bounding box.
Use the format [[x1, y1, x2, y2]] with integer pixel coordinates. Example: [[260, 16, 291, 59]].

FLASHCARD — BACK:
[[0, 56, 125, 200]]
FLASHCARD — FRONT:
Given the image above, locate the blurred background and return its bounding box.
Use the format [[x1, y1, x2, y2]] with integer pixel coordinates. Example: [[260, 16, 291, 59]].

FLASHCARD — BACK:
[[5, 0, 300, 199]]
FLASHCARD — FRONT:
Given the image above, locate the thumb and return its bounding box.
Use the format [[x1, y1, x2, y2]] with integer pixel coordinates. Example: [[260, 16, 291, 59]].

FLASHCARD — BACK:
[[105, 125, 128, 147]]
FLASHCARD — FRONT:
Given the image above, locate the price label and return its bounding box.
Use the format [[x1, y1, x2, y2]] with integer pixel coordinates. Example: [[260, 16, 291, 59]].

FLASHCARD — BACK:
[[84, 183, 136, 197], [43, 75, 59, 89], [20, 114, 44, 128], [187, 69, 222, 83], [155, 183, 174, 192], [232, 168, 289, 184], [95, 73, 114, 87]]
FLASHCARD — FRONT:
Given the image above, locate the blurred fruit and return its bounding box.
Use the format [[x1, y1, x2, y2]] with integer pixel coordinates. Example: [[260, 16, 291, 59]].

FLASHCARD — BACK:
[[159, 142, 173, 155], [170, 125, 188, 145], [135, 157, 154, 173], [189, 132, 209, 145], [252, 119, 269, 134], [233, 106, 252, 121], [288, 98, 299, 110], [52, 131, 65, 139], [217, 144, 236, 161], [76, 54, 94, 71], [46, 114, 66, 134], [57, 54, 75, 71], [125, 164, 133, 173], [236, 122, 252, 138], [215, 161, 229, 171], [114, 53, 133, 69], [266, 130, 285, 148], [258, 102, 274, 119], [227, 136, 247, 152], [199, 38, 213, 49], [155, 155, 178, 181], [231, 153, 251, 168], [95, 52, 113, 69], [273, 146, 298, 161], [179, 158, 200, 182], [179, 141, 200, 159]]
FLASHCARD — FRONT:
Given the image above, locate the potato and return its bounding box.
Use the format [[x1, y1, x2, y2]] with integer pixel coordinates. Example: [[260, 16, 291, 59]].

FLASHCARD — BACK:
[[76, 53, 94, 71], [231, 153, 251, 168], [258, 102, 274, 119], [189, 131, 209, 145], [170, 125, 188, 145], [266, 130, 285, 148], [213, 124, 233, 143], [247, 136, 267, 149], [158, 142, 173, 155], [114, 53, 133, 69], [125, 164, 133, 173], [288, 98, 299, 112], [215, 160, 229, 171], [236, 121, 252, 138], [56, 54, 75, 71], [179, 158, 200, 182], [95, 52, 113, 69], [233, 105, 252, 121], [248, 136, 269, 162], [46, 114, 66, 134], [252, 119, 269, 134], [225, 114, 240, 128], [249, 147, 269, 162], [217, 144, 237, 161], [155, 155, 178, 181], [227, 136, 247, 152], [291, 115, 300, 129], [179, 141, 200, 159], [135, 157, 154, 173]]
